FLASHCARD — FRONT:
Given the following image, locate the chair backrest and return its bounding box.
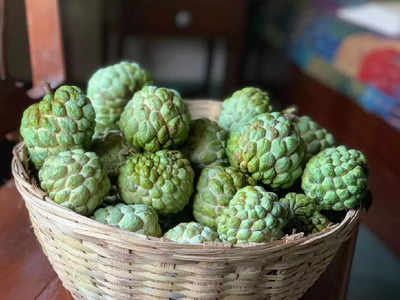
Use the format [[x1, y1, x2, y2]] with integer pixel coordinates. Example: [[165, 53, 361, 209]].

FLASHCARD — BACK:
[[0, 0, 65, 137], [0, 0, 7, 80], [25, 0, 66, 98]]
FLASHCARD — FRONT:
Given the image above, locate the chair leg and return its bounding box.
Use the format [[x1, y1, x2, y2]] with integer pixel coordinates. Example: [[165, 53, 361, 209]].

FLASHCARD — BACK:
[[202, 39, 215, 96], [25, 0, 66, 99], [0, 0, 7, 80], [100, 0, 108, 65], [105, 1, 125, 63], [223, 38, 244, 97]]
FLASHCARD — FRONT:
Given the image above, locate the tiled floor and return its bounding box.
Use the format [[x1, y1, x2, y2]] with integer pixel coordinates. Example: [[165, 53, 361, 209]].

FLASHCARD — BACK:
[[348, 226, 400, 300]]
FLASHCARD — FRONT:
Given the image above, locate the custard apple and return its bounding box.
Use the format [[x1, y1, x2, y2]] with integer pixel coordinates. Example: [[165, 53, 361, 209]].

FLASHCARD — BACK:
[[164, 222, 219, 244], [193, 166, 256, 230], [92, 131, 137, 178], [280, 193, 318, 222], [218, 87, 273, 131], [38, 149, 110, 216], [119, 86, 191, 152], [279, 193, 320, 234], [303, 211, 331, 234], [295, 116, 335, 161], [217, 186, 288, 244], [302, 146, 368, 210], [20, 85, 95, 169], [118, 150, 194, 215], [226, 112, 305, 189], [87, 61, 152, 137], [181, 118, 228, 172], [92, 203, 161, 236]]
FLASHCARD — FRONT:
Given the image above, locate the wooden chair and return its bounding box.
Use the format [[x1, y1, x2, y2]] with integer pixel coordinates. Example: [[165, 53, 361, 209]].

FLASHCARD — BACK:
[[110, 0, 247, 96], [0, 0, 65, 138], [0, 2, 71, 299], [0, 0, 29, 138], [24, 0, 66, 99], [0, 1, 358, 299]]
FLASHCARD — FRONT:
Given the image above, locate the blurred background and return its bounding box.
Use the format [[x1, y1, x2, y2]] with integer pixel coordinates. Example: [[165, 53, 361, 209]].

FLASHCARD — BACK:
[[1, 0, 400, 299]]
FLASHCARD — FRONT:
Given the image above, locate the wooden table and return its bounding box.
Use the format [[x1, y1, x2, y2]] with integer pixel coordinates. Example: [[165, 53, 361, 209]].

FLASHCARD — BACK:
[[0, 179, 357, 300], [0, 181, 72, 299]]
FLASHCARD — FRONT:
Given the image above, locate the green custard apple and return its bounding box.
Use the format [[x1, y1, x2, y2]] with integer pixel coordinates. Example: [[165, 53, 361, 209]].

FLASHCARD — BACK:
[[20, 85, 95, 169], [226, 112, 305, 189], [87, 61, 152, 137], [291, 211, 331, 235], [294, 116, 335, 161], [92, 203, 161, 237], [119, 86, 191, 152], [279, 192, 324, 234], [218, 87, 273, 132], [118, 150, 195, 215], [39, 149, 110, 216], [193, 166, 256, 230], [217, 186, 288, 244], [302, 146, 368, 210], [279, 193, 318, 222], [92, 130, 137, 178], [163, 222, 219, 244], [181, 118, 228, 172], [301, 211, 331, 234]]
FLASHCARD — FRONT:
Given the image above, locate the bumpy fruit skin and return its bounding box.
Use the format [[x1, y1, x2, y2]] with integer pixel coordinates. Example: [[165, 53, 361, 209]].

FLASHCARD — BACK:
[[226, 112, 305, 189], [181, 118, 228, 172], [308, 211, 331, 233], [20, 85, 95, 169], [193, 166, 256, 230], [279, 193, 322, 235], [217, 186, 288, 244], [118, 150, 194, 215], [164, 222, 219, 244], [119, 86, 191, 152], [302, 146, 368, 211], [38, 149, 110, 216], [92, 131, 137, 178], [87, 62, 152, 137], [280, 193, 317, 222], [218, 87, 273, 132], [299, 211, 331, 234], [295, 116, 335, 161], [92, 203, 161, 237]]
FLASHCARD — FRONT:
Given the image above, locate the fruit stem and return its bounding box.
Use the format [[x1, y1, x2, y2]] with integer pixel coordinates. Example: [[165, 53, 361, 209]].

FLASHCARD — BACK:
[[42, 82, 52, 95], [282, 105, 298, 115]]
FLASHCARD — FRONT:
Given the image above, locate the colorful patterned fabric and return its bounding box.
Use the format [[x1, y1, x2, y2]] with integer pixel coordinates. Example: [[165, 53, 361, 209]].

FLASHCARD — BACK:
[[258, 0, 400, 130]]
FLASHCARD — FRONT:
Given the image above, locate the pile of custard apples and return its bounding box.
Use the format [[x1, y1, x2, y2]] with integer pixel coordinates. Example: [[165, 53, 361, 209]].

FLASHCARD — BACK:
[[19, 61, 370, 245]]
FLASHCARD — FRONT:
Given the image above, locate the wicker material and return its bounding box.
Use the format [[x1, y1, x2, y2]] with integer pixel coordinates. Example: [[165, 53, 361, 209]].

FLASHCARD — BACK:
[[12, 100, 360, 300]]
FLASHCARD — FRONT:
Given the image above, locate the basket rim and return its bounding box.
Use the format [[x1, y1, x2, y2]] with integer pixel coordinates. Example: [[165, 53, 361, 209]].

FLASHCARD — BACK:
[[12, 141, 360, 257]]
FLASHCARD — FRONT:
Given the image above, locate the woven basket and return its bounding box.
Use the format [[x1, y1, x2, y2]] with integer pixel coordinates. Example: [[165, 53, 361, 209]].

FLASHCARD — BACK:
[[12, 100, 360, 300]]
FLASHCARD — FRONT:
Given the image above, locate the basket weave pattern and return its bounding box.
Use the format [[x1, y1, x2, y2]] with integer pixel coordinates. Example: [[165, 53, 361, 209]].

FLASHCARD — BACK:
[[12, 100, 360, 300]]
